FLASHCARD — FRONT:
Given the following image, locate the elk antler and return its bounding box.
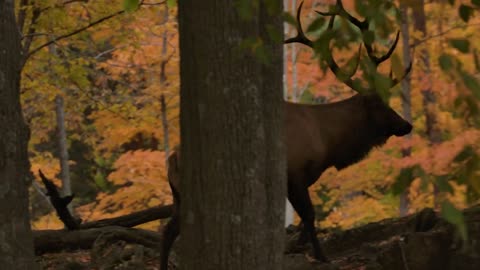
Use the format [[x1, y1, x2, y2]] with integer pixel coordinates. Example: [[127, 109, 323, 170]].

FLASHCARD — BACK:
[[286, 1, 413, 93], [285, 1, 363, 92]]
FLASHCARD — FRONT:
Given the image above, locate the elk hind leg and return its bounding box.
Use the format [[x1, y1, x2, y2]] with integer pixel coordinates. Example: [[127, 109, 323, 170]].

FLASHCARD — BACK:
[[287, 178, 328, 262]]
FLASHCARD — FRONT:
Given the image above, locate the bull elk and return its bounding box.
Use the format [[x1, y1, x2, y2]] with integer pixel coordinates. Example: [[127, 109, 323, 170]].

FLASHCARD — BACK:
[[161, 0, 413, 266]]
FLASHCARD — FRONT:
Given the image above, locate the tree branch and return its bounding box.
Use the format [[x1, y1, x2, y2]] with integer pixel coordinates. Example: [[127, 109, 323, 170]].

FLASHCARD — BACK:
[[26, 10, 125, 61], [411, 21, 480, 48], [21, 6, 41, 67], [25, 0, 167, 63], [17, 0, 30, 33]]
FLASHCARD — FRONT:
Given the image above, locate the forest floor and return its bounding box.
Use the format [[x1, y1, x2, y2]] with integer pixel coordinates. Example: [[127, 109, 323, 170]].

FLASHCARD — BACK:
[[35, 206, 480, 270]]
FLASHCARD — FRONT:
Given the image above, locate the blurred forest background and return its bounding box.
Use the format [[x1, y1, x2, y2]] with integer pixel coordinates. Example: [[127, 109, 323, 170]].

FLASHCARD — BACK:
[[24, 0, 480, 236]]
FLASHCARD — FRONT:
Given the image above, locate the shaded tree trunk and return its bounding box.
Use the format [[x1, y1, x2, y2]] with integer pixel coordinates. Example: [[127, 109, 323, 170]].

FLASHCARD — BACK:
[[178, 1, 286, 269], [412, 0, 442, 209], [399, 2, 413, 217], [0, 0, 37, 268]]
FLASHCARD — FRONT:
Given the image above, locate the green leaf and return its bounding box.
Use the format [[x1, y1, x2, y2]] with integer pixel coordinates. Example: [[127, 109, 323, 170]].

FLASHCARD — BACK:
[[94, 171, 108, 190], [460, 71, 480, 99], [235, 0, 259, 21], [307, 17, 326, 33], [465, 96, 480, 116], [441, 201, 468, 241], [454, 145, 475, 162], [123, 0, 139, 12], [391, 167, 415, 195], [167, 0, 176, 8], [391, 53, 406, 79], [299, 89, 314, 103], [472, 0, 480, 7], [449, 39, 470, 53], [266, 24, 282, 43], [282, 12, 297, 27], [459, 4, 474, 22], [438, 53, 454, 71], [436, 175, 454, 194], [474, 49, 480, 72], [448, 0, 455, 5], [374, 72, 393, 98], [465, 155, 480, 194], [362, 30, 375, 46], [354, 0, 368, 17]]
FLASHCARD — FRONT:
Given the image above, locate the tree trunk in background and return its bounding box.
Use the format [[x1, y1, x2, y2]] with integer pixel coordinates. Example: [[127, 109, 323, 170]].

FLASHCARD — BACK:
[[290, 0, 298, 101], [0, 1, 37, 268], [399, 3, 412, 217], [178, 1, 286, 269], [160, 94, 170, 165], [283, 0, 294, 228], [283, 0, 289, 99], [412, 0, 442, 209], [160, 4, 170, 165], [55, 95, 72, 201]]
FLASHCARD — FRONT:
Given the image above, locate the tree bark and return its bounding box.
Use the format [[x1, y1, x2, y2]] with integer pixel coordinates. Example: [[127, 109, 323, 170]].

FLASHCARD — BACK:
[[34, 226, 162, 255], [412, 0, 442, 208], [79, 204, 173, 230], [178, 1, 286, 269], [399, 3, 413, 217], [290, 0, 298, 101], [0, 0, 37, 268], [55, 95, 72, 200]]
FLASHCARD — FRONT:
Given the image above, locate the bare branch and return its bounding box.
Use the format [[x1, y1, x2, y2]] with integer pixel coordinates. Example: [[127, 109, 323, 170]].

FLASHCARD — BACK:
[[17, 0, 30, 32], [21, 7, 41, 66], [26, 10, 124, 61], [25, 0, 167, 62]]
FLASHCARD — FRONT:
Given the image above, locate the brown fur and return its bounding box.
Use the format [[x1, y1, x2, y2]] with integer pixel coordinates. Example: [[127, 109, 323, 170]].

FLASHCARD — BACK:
[[160, 94, 412, 266], [285, 93, 411, 261], [160, 148, 181, 270]]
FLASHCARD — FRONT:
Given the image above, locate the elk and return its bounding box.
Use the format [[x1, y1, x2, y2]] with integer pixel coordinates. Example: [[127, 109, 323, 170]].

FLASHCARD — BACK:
[[283, 1, 412, 261], [161, 0, 413, 266], [160, 148, 181, 270]]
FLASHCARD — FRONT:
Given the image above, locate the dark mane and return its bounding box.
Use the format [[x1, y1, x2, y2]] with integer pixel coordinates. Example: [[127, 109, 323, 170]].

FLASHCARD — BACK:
[[332, 130, 389, 170]]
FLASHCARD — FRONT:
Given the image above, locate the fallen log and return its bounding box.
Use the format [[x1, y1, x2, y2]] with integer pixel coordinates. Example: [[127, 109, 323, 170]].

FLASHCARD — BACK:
[[34, 226, 162, 255], [79, 204, 173, 229], [34, 206, 480, 270], [38, 170, 81, 230]]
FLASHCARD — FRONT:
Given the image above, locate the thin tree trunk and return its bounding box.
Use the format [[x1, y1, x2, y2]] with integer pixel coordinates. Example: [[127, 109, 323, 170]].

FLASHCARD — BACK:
[[283, 0, 289, 99], [291, 0, 298, 101], [160, 4, 169, 84], [160, 4, 170, 164], [0, 0, 38, 268], [55, 95, 72, 200], [399, 3, 412, 217], [283, 0, 294, 228], [412, 0, 442, 209], [160, 94, 170, 164], [178, 1, 286, 269]]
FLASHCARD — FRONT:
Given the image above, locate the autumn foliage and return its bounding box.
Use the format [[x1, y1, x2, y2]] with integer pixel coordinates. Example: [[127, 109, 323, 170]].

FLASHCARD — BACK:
[[22, 0, 480, 235]]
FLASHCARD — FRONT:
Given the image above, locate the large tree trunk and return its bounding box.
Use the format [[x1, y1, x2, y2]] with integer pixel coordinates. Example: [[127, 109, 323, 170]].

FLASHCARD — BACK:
[[0, 0, 37, 268], [178, 1, 286, 269]]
